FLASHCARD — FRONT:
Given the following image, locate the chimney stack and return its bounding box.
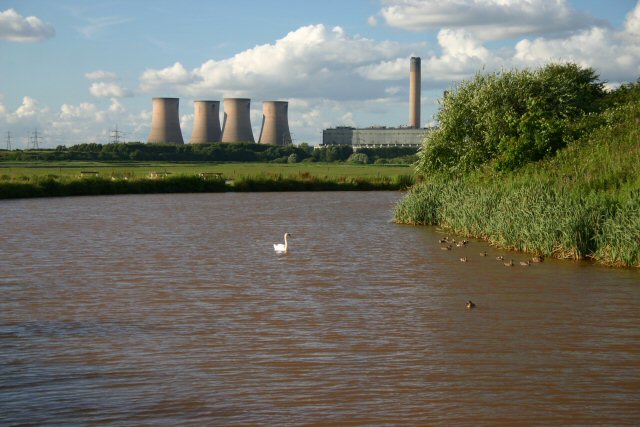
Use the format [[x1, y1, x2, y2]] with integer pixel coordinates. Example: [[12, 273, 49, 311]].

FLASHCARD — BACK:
[[409, 57, 421, 129]]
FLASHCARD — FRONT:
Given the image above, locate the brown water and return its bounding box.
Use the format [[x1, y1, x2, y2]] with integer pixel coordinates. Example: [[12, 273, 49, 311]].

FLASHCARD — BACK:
[[1, 192, 639, 426]]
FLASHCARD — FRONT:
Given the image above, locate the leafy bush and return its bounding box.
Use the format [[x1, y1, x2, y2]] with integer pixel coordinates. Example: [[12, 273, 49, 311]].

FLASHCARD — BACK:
[[417, 63, 605, 176], [347, 153, 369, 164]]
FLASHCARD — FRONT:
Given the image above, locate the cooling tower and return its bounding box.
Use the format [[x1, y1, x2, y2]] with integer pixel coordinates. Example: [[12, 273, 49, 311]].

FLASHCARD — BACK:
[[221, 98, 254, 142], [190, 100, 221, 143], [147, 97, 184, 144], [409, 57, 421, 129], [258, 101, 291, 145]]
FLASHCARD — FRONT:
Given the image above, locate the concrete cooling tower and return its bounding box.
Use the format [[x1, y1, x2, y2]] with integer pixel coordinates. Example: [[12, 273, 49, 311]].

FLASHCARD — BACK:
[[221, 98, 254, 142], [147, 97, 184, 144], [409, 57, 421, 129], [190, 100, 221, 144], [258, 101, 291, 145]]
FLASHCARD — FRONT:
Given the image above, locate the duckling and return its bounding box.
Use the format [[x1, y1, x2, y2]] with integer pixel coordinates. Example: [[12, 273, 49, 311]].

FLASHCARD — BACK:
[[503, 259, 514, 267], [441, 245, 452, 251], [531, 255, 544, 263], [479, 251, 487, 257], [519, 260, 531, 266], [466, 300, 476, 309], [496, 255, 504, 261], [459, 257, 468, 262], [438, 238, 447, 244], [456, 241, 466, 247]]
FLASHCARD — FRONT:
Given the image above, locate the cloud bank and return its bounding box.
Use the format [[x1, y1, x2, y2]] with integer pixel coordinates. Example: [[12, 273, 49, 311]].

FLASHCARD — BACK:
[[0, 8, 55, 42], [374, 0, 604, 40]]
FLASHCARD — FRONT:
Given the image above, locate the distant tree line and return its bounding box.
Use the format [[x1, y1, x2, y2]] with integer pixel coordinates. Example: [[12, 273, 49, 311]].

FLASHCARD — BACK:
[[0, 142, 418, 164]]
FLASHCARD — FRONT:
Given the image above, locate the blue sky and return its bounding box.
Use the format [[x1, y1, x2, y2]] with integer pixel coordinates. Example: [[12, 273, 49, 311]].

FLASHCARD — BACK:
[[1, 0, 639, 147]]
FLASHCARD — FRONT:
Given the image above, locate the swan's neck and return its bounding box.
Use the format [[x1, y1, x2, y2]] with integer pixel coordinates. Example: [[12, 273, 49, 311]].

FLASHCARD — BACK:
[[283, 234, 288, 250]]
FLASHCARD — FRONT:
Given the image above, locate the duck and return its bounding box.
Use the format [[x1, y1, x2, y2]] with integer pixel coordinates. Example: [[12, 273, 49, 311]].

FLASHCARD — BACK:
[[520, 260, 531, 266], [441, 245, 452, 251], [496, 255, 504, 261], [466, 300, 476, 309], [479, 251, 487, 257], [503, 259, 514, 267], [273, 233, 291, 253], [459, 257, 468, 262], [531, 255, 544, 263]]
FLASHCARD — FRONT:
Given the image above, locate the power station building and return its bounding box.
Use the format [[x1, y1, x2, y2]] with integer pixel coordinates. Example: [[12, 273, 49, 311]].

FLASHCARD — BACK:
[[322, 126, 429, 148], [322, 56, 430, 149]]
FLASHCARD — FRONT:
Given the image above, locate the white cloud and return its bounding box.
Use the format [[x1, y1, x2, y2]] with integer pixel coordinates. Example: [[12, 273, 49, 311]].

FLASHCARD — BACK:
[[85, 70, 119, 81], [138, 25, 421, 101], [376, 0, 602, 40], [0, 8, 55, 42], [108, 98, 125, 113], [15, 96, 46, 119], [514, 3, 640, 82], [89, 82, 132, 98], [139, 62, 195, 92]]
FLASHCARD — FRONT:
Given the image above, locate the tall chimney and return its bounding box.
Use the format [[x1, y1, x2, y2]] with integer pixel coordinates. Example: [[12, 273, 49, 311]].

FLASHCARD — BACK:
[[221, 98, 254, 143], [147, 97, 184, 144], [259, 101, 291, 145], [190, 100, 221, 144], [409, 57, 421, 129]]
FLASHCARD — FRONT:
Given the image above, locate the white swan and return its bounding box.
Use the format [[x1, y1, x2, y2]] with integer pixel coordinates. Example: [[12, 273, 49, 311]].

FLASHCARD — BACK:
[[273, 233, 291, 253]]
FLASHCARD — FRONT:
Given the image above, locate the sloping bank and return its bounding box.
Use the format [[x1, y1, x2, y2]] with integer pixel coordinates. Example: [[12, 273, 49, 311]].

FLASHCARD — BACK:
[[393, 107, 640, 268], [0, 174, 414, 199]]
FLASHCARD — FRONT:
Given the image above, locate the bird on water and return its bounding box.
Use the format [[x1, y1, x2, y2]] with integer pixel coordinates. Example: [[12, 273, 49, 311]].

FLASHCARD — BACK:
[[273, 233, 291, 253], [466, 300, 476, 309]]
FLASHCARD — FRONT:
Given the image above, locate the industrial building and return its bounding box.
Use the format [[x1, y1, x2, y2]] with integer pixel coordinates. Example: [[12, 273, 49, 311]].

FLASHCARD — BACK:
[[322, 126, 429, 148], [322, 56, 431, 149]]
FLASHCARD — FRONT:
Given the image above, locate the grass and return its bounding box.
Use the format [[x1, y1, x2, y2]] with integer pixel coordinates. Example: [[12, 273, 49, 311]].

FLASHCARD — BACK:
[[0, 161, 411, 180], [0, 162, 415, 199], [394, 101, 640, 268]]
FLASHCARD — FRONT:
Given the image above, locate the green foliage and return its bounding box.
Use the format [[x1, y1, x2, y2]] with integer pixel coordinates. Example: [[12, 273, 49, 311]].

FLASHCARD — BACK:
[[396, 97, 640, 267], [347, 153, 369, 164], [312, 145, 353, 162], [417, 63, 606, 176], [0, 142, 317, 163]]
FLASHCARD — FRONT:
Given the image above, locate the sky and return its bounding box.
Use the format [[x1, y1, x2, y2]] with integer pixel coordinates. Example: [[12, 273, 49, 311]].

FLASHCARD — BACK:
[[0, 0, 639, 148]]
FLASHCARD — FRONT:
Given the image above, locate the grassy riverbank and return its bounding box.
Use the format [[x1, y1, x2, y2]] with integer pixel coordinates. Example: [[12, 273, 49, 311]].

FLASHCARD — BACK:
[[395, 66, 640, 268], [0, 163, 414, 199]]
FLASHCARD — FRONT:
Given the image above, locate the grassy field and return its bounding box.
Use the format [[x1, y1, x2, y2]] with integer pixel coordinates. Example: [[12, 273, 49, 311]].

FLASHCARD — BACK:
[[0, 161, 412, 181], [0, 161, 415, 199]]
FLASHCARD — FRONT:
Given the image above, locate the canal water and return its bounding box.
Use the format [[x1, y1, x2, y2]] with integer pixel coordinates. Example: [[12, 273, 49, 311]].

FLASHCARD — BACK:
[[1, 192, 639, 425]]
